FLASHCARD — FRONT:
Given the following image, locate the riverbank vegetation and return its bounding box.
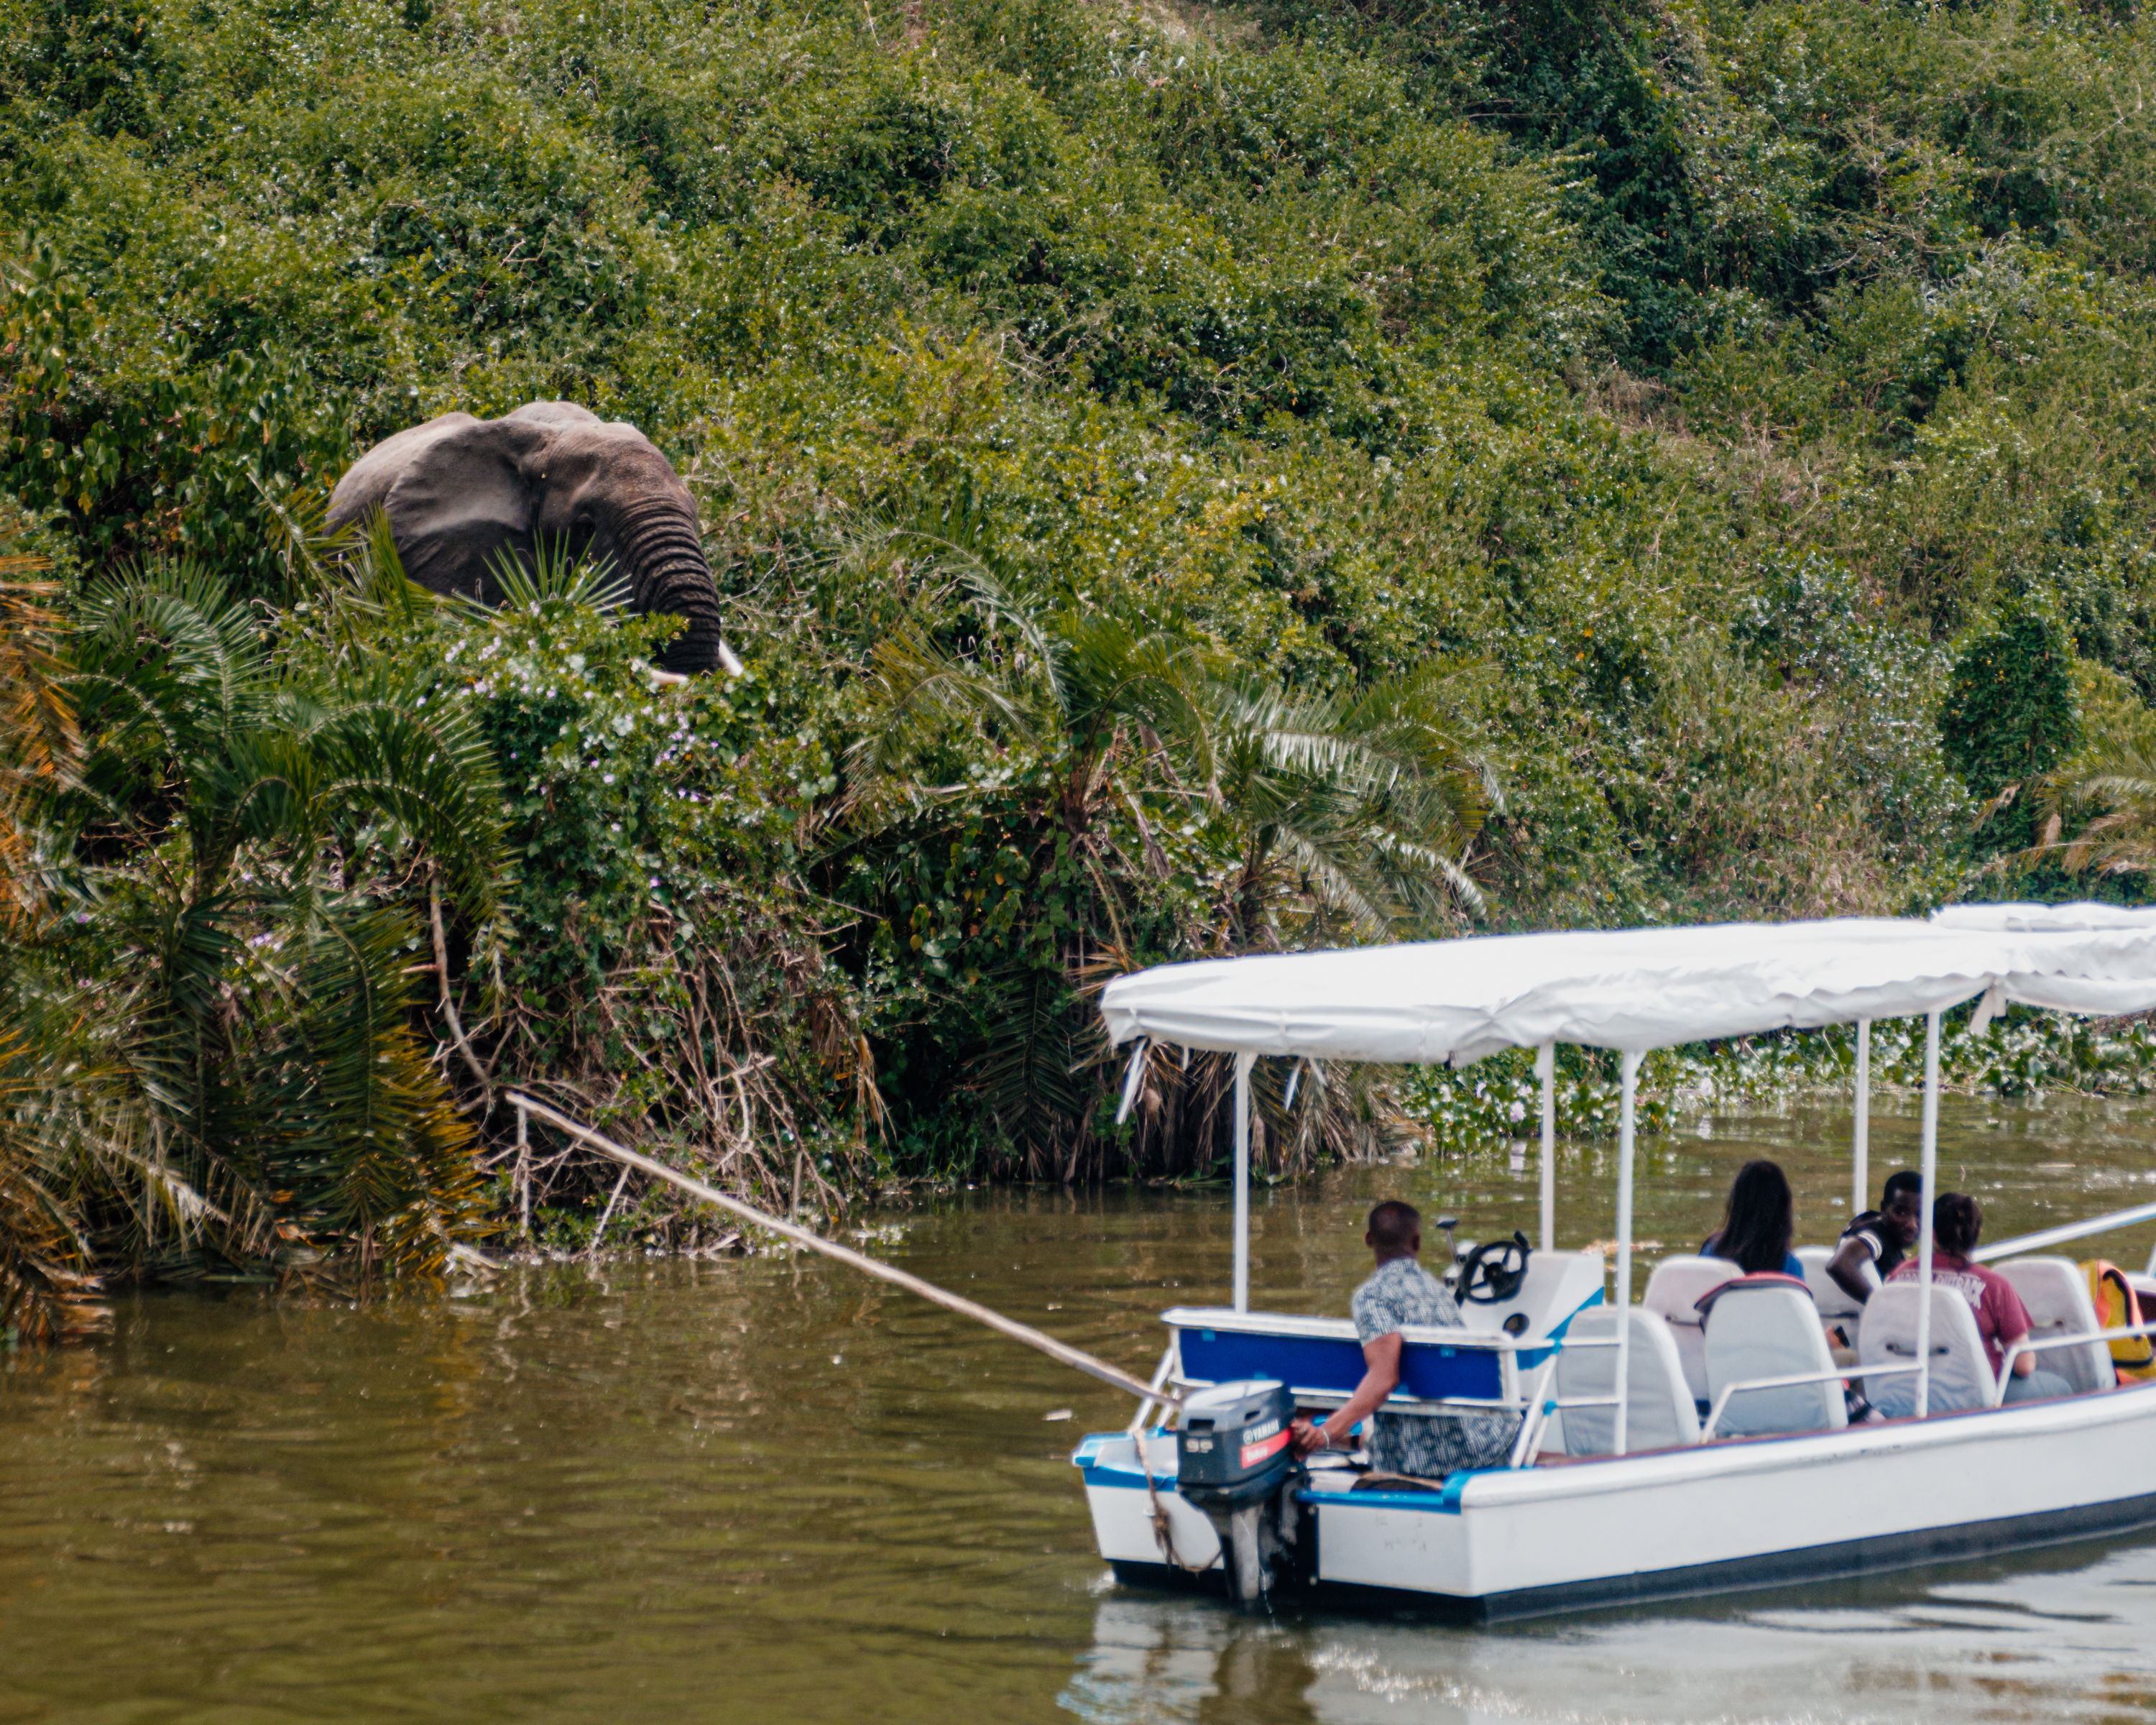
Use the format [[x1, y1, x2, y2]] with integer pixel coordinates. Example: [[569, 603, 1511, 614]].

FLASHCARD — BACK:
[[7, 0, 2156, 1331]]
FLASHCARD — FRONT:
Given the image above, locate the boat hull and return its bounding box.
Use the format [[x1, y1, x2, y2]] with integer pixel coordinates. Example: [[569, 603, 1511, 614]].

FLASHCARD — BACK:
[[1075, 1380, 2156, 1619]]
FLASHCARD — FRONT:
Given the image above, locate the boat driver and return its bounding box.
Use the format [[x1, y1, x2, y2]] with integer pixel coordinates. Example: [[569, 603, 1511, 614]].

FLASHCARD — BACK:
[[1289, 1200, 1521, 1479]]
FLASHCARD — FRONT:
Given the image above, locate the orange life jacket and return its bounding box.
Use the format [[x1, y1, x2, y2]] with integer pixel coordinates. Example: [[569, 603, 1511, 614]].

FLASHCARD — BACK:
[[2083, 1259, 2156, 1380]]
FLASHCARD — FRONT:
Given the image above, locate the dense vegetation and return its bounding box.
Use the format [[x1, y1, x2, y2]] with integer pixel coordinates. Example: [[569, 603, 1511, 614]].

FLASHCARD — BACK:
[[6, 0, 2156, 1332]]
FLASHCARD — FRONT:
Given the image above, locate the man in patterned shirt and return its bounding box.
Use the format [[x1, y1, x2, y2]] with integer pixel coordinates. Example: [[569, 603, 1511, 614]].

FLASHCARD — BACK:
[[1289, 1200, 1521, 1481]]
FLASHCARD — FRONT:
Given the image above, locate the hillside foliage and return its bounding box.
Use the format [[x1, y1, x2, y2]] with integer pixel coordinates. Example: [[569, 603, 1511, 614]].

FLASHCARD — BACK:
[[6, 0, 2156, 1318]]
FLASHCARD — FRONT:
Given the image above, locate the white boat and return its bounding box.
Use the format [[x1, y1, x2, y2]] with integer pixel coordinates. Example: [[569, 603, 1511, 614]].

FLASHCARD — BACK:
[[1072, 906, 2156, 1619]]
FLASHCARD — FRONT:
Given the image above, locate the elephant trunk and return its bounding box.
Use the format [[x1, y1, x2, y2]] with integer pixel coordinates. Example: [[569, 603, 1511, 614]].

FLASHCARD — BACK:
[[612, 500, 738, 676]]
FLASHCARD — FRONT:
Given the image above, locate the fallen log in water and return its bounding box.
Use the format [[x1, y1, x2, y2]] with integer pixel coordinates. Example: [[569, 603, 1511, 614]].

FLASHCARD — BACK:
[[506, 1092, 1179, 1406]]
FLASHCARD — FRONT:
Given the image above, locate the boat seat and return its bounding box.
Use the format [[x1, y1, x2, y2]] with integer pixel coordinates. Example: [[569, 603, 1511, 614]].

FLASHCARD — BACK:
[[1996, 1257, 2112, 1394], [1797, 1243, 1868, 1322], [1641, 1256, 1738, 1405], [1705, 1281, 1846, 1436], [1549, 1308, 1700, 1456], [1451, 1249, 1608, 1346], [1858, 1282, 1996, 1417]]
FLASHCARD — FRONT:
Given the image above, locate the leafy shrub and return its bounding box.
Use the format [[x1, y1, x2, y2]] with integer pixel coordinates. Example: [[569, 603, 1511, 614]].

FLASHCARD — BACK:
[[1939, 610, 2083, 851]]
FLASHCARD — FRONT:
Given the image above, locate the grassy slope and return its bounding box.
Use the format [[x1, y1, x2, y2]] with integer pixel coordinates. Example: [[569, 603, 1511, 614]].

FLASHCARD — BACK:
[[5, 0, 2156, 1190]]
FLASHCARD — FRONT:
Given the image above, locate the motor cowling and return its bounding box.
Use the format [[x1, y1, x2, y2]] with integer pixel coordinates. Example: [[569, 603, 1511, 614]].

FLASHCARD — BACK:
[[1175, 1380, 1301, 1609], [1176, 1380, 1296, 1509]]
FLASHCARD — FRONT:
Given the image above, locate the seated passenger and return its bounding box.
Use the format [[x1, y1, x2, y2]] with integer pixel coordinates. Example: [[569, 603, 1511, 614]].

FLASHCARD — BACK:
[[1827, 1169, 1923, 1306], [1886, 1193, 2075, 1404], [1289, 1200, 1520, 1479], [1700, 1159, 1807, 1282]]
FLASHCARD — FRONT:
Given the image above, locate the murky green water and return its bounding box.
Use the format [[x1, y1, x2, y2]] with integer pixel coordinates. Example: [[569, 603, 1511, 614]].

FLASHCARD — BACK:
[[6, 1093, 2156, 1724]]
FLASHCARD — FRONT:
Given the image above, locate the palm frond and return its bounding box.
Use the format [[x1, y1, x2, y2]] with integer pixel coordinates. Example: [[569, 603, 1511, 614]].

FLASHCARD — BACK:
[[292, 670, 510, 922], [479, 538, 633, 616]]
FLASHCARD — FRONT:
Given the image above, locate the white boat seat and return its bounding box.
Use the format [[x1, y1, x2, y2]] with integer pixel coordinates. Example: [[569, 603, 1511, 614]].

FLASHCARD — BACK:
[[1450, 1249, 1608, 1346], [1858, 1282, 1996, 1417], [1997, 1256, 2112, 1395], [1797, 1243, 1867, 1322], [1549, 1308, 1700, 1456], [1641, 1256, 1739, 1404], [1705, 1282, 1846, 1436]]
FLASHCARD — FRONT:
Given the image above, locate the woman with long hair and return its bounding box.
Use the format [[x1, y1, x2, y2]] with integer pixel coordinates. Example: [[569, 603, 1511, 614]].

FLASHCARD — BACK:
[[1702, 1159, 1805, 1278]]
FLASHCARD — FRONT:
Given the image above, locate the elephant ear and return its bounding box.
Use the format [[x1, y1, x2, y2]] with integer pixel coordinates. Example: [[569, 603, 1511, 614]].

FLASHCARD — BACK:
[[383, 416, 550, 604]]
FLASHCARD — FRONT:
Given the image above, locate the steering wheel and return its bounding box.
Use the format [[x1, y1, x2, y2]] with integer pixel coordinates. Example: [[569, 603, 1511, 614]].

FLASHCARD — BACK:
[[1456, 1231, 1532, 1305]]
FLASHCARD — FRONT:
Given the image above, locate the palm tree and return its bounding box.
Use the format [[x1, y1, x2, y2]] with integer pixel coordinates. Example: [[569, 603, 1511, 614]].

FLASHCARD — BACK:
[[838, 525, 1493, 1177], [2014, 741, 2156, 882], [42, 558, 508, 1286], [0, 528, 106, 1341]]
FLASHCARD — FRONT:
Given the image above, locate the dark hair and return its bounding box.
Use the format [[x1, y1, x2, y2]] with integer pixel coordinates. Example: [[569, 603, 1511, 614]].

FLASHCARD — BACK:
[[1368, 1200, 1422, 1255], [1934, 1192, 1983, 1256], [1882, 1170, 1923, 1206], [1717, 1160, 1795, 1275]]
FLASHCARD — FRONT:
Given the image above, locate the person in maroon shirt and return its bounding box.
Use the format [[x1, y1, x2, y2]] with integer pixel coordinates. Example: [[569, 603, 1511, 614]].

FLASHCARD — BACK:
[[1887, 1193, 2074, 1404]]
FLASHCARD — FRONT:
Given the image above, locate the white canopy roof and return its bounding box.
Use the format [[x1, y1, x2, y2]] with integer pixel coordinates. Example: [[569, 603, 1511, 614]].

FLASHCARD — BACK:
[[1098, 908, 2156, 1067], [1932, 901, 2156, 932]]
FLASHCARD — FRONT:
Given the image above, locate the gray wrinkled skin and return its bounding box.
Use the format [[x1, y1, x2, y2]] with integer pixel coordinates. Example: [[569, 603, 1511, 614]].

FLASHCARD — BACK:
[[328, 402, 739, 676]]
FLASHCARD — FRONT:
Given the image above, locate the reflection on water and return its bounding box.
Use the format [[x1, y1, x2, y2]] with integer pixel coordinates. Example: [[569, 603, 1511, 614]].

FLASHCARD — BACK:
[[1, 1093, 2155, 1723], [1066, 1536, 2156, 1724]]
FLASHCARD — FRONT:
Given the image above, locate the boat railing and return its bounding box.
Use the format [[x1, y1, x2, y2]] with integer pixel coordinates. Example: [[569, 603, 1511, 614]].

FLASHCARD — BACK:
[[1509, 1346, 1626, 1467], [1971, 1198, 2156, 1267], [1995, 1319, 2156, 1401], [1698, 1364, 1922, 1442], [1126, 1344, 1184, 1436]]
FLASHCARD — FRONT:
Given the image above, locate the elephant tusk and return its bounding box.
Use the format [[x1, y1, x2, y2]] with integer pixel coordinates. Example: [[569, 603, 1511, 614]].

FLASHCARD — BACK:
[[716, 638, 745, 678]]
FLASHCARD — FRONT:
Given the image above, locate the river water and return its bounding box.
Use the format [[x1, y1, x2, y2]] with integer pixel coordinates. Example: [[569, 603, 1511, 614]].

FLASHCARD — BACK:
[[6, 1094, 2156, 1724]]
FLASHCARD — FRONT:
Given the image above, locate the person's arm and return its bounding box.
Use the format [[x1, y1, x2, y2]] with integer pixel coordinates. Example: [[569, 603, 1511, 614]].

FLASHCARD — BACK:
[[1825, 1235, 1877, 1305], [2006, 1325, 2037, 1376], [1293, 1333, 1402, 1455]]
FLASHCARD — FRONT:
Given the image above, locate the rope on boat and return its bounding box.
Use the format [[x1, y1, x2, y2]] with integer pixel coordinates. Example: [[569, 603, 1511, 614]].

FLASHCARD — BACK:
[[506, 1092, 1181, 1407], [1131, 1427, 1217, 1574]]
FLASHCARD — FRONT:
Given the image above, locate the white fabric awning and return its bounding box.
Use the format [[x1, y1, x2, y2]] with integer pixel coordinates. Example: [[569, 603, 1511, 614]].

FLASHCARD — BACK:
[[1098, 908, 2156, 1066], [1932, 901, 2156, 933]]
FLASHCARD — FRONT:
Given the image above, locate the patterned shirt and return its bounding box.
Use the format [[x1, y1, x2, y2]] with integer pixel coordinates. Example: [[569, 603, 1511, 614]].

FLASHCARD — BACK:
[[1350, 1255, 1521, 1480]]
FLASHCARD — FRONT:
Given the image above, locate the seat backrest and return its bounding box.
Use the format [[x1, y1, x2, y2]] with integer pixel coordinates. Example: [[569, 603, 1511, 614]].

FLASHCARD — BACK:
[[1705, 1283, 1846, 1435], [1858, 1281, 1996, 1416], [1641, 1256, 1738, 1404], [1997, 1257, 2110, 1395], [1551, 1307, 1700, 1455], [1797, 1243, 1867, 1320]]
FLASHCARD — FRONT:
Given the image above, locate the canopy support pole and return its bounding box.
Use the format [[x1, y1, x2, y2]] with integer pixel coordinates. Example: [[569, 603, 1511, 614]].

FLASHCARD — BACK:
[[1233, 1051, 1255, 1314], [1852, 1018, 1871, 1217], [1613, 1050, 1641, 1457], [1537, 1041, 1556, 1254], [1916, 1011, 1940, 1419]]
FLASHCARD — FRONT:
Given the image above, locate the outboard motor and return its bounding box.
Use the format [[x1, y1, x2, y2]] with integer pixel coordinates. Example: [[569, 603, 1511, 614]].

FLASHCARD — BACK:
[[1175, 1379, 1300, 1609]]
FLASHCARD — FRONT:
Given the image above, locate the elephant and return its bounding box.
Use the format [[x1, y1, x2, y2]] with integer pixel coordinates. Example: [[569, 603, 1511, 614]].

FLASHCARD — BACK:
[[328, 401, 740, 676]]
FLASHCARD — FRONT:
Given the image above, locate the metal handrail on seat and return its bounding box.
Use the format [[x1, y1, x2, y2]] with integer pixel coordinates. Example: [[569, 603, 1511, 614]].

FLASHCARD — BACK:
[[1994, 1318, 2156, 1401], [1511, 1339, 1625, 1467], [1700, 1363, 1920, 1441]]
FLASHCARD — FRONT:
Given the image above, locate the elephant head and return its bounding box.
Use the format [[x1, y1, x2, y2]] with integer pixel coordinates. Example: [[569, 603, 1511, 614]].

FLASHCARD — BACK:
[[328, 402, 740, 676]]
